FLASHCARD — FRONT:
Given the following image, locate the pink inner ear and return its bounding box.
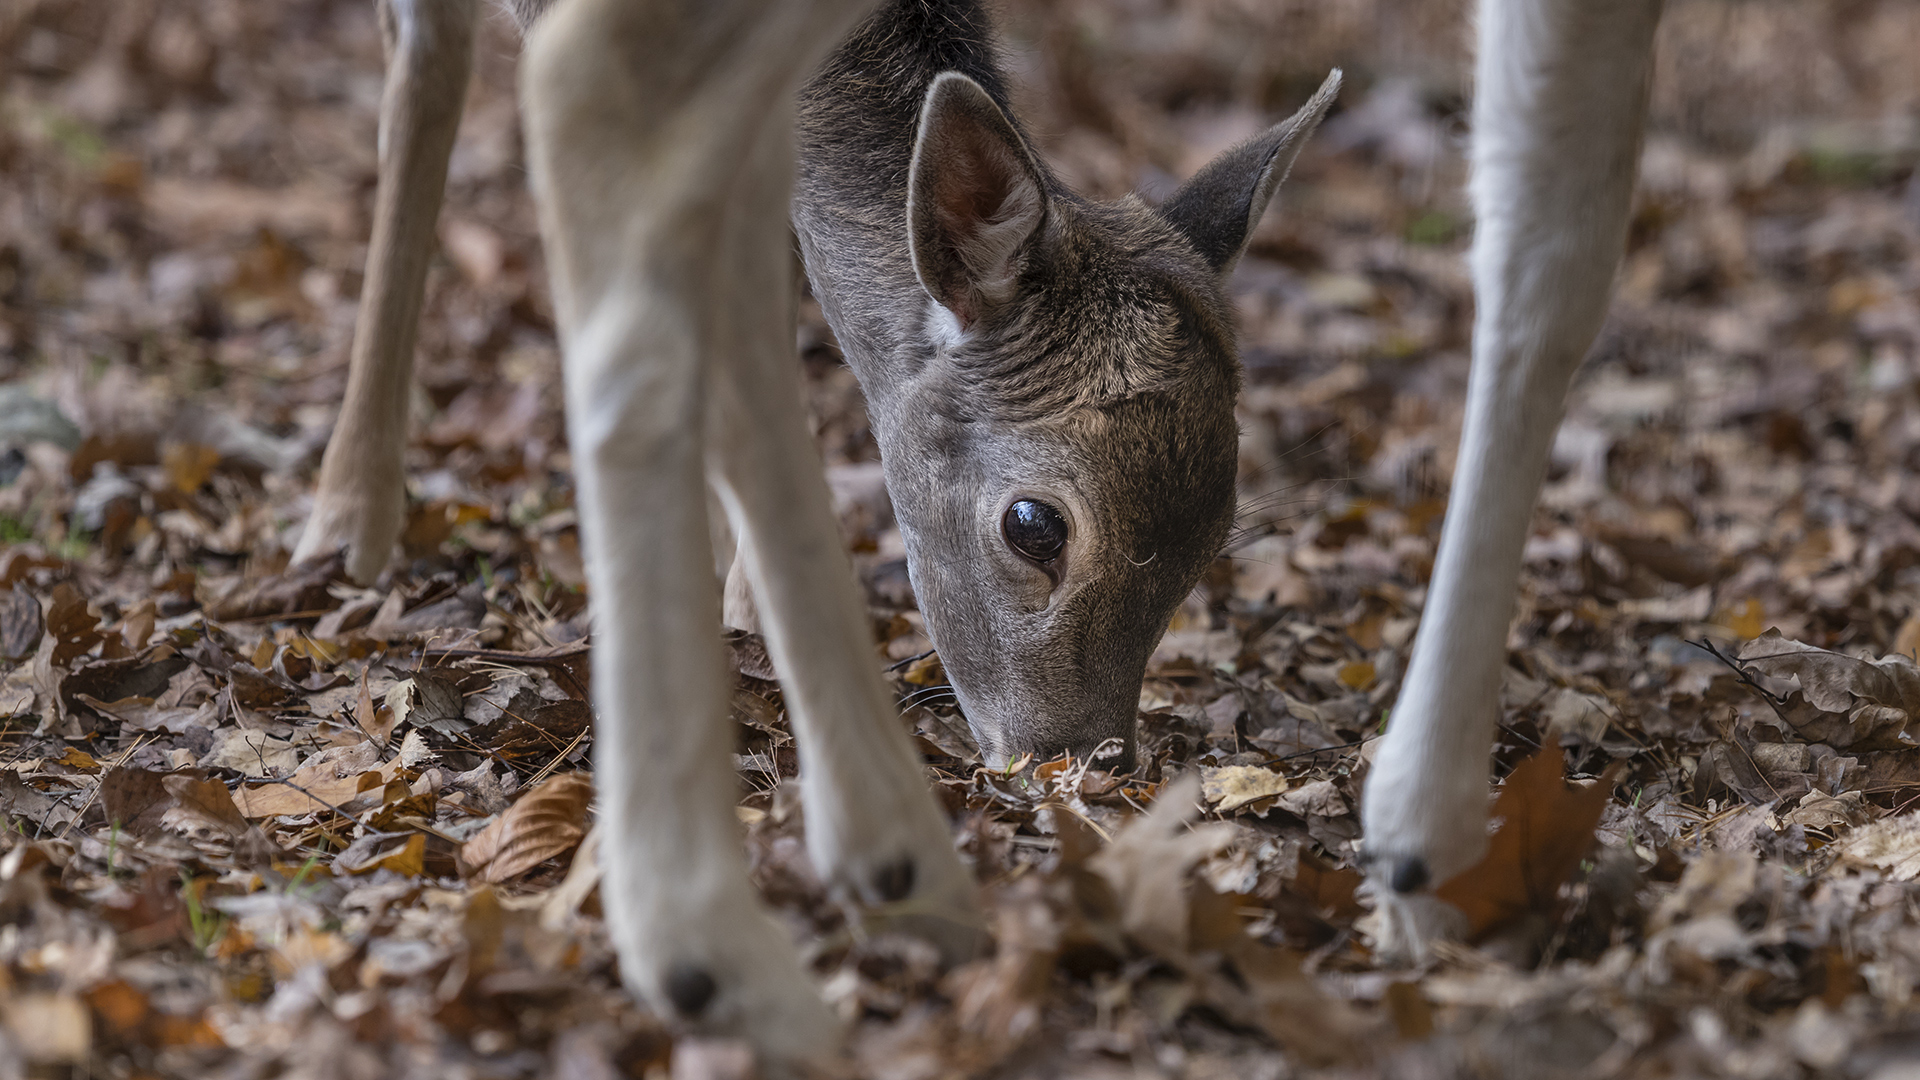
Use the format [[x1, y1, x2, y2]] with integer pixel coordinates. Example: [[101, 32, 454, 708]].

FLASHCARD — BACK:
[[927, 123, 1027, 328]]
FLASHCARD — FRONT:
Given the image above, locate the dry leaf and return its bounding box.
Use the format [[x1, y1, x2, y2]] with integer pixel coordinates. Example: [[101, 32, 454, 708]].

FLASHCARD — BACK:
[[1432, 751, 1621, 941], [335, 831, 426, 876], [159, 773, 248, 838], [1089, 773, 1236, 954], [462, 772, 594, 883], [1839, 814, 1920, 880], [2, 993, 91, 1063], [1732, 631, 1920, 750], [161, 441, 220, 491], [1201, 764, 1289, 813], [0, 587, 43, 661]]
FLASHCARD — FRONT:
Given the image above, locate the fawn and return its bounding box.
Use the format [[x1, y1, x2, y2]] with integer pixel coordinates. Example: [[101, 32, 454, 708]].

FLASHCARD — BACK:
[[295, 0, 1659, 1065]]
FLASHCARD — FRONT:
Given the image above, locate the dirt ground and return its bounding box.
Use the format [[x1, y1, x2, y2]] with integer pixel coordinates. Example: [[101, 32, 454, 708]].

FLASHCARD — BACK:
[[4, 0, 1920, 1077]]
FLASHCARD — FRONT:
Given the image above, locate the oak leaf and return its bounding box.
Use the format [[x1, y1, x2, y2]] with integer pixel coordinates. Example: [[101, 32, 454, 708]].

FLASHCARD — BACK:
[[1433, 750, 1621, 941]]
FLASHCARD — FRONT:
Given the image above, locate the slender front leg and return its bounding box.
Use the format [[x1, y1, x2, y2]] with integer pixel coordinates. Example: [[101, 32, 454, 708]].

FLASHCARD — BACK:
[[706, 120, 984, 963], [295, 0, 474, 583], [521, 0, 878, 1064], [1361, 0, 1661, 957]]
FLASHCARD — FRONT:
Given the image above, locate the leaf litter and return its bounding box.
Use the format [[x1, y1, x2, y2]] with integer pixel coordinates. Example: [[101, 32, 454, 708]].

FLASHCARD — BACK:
[[6, 0, 1920, 1076]]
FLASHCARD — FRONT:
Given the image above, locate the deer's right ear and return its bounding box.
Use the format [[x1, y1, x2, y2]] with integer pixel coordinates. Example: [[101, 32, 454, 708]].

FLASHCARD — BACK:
[[908, 72, 1048, 330]]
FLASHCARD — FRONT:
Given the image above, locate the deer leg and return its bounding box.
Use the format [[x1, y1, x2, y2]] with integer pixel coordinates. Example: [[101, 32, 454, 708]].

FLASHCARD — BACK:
[[520, 0, 877, 1062], [295, 0, 474, 583], [1360, 0, 1661, 958], [707, 126, 984, 965]]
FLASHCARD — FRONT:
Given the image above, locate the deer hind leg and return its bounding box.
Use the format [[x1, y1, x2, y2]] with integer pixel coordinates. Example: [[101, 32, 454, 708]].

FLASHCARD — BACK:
[[1360, 0, 1661, 959], [294, 0, 473, 583], [520, 0, 879, 1064], [706, 136, 985, 967]]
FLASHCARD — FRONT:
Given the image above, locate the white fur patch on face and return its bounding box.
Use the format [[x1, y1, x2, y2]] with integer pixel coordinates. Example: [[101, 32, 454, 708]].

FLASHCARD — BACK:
[[924, 299, 969, 353]]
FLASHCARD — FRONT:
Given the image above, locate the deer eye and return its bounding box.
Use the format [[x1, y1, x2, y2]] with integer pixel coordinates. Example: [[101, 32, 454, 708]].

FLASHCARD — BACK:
[[1002, 499, 1067, 563]]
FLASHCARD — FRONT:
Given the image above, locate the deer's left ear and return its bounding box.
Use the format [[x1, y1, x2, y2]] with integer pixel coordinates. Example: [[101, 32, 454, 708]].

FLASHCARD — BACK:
[[909, 72, 1050, 330], [1160, 69, 1341, 275]]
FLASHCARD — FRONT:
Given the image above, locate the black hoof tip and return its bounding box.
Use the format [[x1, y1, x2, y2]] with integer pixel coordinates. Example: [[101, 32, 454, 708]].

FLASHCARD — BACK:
[[873, 856, 916, 903], [1390, 856, 1430, 894], [663, 962, 717, 1018]]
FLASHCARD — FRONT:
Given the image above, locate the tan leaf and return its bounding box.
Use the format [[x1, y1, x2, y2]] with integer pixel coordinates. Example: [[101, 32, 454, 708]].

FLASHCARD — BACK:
[[355, 669, 396, 746], [1, 993, 91, 1063], [1839, 814, 1920, 880], [1201, 765, 1289, 813], [462, 772, 594, 884], [1089, 773, 1236, 955]]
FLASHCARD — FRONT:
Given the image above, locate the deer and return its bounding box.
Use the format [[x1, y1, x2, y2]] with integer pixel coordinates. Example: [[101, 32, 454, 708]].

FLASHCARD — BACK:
[[291, 0, 1661, 1066]]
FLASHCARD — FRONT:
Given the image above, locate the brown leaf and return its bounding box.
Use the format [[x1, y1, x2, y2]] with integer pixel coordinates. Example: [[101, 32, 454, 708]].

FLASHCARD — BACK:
[[0, 587, 43, 662], [354, 669, 397, 746], [161, 441, 220, 492], [46, 583, 103, 667], [335, 831, 427, 876], [159, 774, 248, 837], [1289, 851, 1363, 919], [1732, 630, 1920, 750], [461, 772, 593, 884], [1433, 751, 1622, 941], [101, 767, 175, 836]]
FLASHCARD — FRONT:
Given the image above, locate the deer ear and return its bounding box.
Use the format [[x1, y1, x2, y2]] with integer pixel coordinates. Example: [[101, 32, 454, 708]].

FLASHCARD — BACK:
[[909, 72, 1048, 329], [1160, 69, 1341, 274]]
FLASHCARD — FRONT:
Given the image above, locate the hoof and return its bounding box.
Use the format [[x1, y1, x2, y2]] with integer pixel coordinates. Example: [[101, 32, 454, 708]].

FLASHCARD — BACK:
[[663, 962, 718, 1018], [1390, 856, 1430, 894]]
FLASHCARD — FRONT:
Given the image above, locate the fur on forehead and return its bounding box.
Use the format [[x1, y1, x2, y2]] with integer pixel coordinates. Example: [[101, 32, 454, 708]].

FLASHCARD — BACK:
[[933, 195, 1243, 423], [1068, 389, 1240, 560]]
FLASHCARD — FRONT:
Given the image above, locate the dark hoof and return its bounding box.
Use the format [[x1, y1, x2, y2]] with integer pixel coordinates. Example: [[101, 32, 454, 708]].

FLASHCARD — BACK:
[[663, 962, 717, 1017], [873, 856, 916, 903], [1390, 856, 1430, 894]]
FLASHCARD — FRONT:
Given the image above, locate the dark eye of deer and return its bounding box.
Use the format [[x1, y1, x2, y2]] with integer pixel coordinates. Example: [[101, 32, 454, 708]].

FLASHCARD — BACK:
[[1002, 500, 1067, 563]]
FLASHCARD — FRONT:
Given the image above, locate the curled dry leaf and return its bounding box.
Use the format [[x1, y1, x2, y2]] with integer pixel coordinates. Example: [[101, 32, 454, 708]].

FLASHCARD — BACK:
[[461, 771, 594, 884], [1732, 630, 1920, 750]]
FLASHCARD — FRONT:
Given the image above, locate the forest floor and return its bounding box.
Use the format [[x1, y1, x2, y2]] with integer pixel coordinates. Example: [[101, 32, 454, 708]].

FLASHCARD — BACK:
[[4, 0, 1920, 1077]]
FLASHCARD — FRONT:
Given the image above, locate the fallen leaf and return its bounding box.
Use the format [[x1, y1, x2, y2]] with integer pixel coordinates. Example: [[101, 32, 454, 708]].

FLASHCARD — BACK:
[[1337, 660, 1376, 690], [161, 441, 220, 491], [0, 588, 43, 661], [2, 993, 91, 1063], [1731, 631, 1920, 750], [1201, 764, 1289, 813], [461, 772, 594, 883], [1839, 813, 1920, 880], [159, 773, 249, 838], [1089, 773, 1236, 954], [1433, 750, 1622, 941], [335, 831, 426, 876]]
